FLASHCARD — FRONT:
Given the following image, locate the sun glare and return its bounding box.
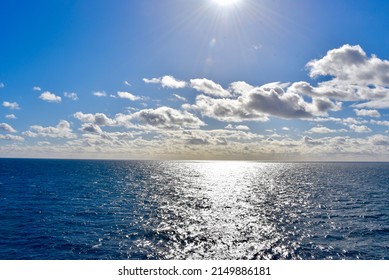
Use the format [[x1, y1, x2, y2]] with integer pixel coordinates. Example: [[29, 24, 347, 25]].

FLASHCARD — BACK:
[[213, 0, 240, 6]]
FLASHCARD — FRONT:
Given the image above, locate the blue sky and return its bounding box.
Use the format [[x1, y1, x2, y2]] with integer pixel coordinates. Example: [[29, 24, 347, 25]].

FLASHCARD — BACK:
[[1, 0, 389, 160]]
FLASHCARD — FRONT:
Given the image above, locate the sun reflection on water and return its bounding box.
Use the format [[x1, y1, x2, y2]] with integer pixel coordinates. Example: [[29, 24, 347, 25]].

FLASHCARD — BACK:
[[134, 161, 303, 259]]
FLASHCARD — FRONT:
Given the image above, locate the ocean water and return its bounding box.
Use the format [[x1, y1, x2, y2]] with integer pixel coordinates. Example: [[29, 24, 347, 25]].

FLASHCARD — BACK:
[[0, 159, 388, 260]]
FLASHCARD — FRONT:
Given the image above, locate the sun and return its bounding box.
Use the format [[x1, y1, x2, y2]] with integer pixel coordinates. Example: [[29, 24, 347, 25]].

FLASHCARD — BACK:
[[213, 0, 240, 6]]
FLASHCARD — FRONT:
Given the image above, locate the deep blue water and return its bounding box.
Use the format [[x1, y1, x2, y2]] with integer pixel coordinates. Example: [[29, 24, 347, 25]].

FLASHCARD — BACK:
[[0, 159, 388, 260]]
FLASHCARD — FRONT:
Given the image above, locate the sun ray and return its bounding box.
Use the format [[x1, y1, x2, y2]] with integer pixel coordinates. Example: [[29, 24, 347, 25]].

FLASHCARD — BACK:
[[213, 0, 240, 7]]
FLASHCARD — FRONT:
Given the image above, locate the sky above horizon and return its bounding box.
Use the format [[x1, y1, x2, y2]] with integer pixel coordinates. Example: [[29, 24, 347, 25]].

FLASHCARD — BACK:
[[1, 0, 389, 160]]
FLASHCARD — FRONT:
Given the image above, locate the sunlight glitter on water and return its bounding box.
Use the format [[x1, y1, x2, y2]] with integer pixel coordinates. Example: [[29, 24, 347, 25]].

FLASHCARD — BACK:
[[2, 159, 388, 259], [140, 161, 301, 259]]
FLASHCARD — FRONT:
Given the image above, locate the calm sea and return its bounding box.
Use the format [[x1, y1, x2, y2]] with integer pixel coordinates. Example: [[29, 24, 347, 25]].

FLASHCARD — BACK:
[[0, 159, 388, 259]]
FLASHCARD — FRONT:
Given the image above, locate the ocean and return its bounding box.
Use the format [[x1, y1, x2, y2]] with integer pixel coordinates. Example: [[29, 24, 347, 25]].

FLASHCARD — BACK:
[[0, 159, 388, 260]]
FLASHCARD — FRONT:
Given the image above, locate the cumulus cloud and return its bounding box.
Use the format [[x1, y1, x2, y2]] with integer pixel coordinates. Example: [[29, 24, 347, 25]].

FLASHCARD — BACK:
[[289, 44, 389, 108], [64, 92, 79, 101], [160, 76, 186, 88], [0, 123, 17, 133], [73, 112, 116, 126], [228, 81, 255, 95], [307, 44, 389, 85], [79, 123, 103, 134], [371, 120, 389, 127], [3, 101, 20, 110], [3, 44, 389, 160], [33, 86, 41, 91], [143, 75, 187, 89], [313, 116, 366, 126], [190, 78, 230, 97], [368, 134, 389, 146], [187, 138, 210, 145], [352, 97, 389, 109], [5, 114, 17, 119], [354, 109, 380, 118], [92, 91, 107, 97], [349, 124, 372, 133], [184, 94, 268, 122], [0, 134, 24, 141], [24, 120, 76, 139], [143, 77, 160, 84], [132, 106, 205, 129], [39, 91, 62, 103], [302, 136, 323, 146], [246, 87, 340, 118], [235, 125, 250, 130], [117, 91, 141, 101], [288, 81, 350, 100], [186, 81, 340, 122], [307, 126, 336, 134], [224, 124, 249, 130], [166, 129, 263, 148]]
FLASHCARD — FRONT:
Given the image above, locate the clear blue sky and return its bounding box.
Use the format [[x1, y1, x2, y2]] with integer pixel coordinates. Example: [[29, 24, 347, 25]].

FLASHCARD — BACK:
[[1, 0, 389, 160]]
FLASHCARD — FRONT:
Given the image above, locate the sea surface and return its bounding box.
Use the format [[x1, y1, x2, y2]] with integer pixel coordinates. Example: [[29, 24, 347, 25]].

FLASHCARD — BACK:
[[0, 159, 388, 260]]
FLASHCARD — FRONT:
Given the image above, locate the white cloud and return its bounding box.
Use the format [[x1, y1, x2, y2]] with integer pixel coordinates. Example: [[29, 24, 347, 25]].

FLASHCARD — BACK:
[[186, 81, 340, 122], [79, 123, 103, 134], [3, 101, 20, 110], [0, 82, 4, 88], [224, 124, 249, 130], [0, 134, 24, 141], [171, 94, 187, 102], [352, 97, 389, 109], [124, 80, 131, 86], [354, 109, 380, 118], [368, 134, 389, 146], [73, 112, 116, 126], [24, 120, 76, 139], [371, 120, 389, 127], [160, 76, 186, 88], [307, 44, 389, 85], [4, 44, 389, 160], [0, 123, 17, 133], [307, 126, 336, 134], [39, 91, 62, 103], [190, 78, 230, 97], [313, 116, 367, 126], [349, 124, 372, 133], [117, 91, 141, 101], [184, 94, 268, 122], [143, 76, 186, 89], [235, 125, 250, 130], [132, 106, 205, 129], [37, 141, 51, 146], [289, 45, 389, 109], [92, 91, 107, 97], [228, 81, 255, 95], [5, 114, 17, 119], [33, 86, 41, 91], [64, 92, 79, 101], [302, 136, 323, 146], [246, 87, 340, 118], [143, 77, 161, 84]]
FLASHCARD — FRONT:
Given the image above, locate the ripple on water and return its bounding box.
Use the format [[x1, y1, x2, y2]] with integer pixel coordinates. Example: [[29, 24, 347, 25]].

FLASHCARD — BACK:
[[0, 159, 389, 259]]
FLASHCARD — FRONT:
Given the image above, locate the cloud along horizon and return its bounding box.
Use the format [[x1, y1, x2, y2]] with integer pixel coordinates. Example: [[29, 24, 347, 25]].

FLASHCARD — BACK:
[[1, 44, 389, 160]]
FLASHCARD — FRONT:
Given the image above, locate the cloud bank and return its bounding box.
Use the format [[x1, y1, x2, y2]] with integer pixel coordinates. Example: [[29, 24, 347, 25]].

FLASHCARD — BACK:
[[2, 44, 389, 160]]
